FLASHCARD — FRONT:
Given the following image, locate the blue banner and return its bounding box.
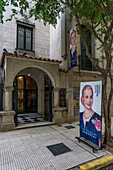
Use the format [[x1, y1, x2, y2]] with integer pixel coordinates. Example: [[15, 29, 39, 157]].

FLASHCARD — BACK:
[[70, 26, 77, 68]]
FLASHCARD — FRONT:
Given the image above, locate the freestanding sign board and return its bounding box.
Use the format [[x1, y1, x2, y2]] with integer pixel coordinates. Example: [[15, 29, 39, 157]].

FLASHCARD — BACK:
[[79, 81, 102, 147]]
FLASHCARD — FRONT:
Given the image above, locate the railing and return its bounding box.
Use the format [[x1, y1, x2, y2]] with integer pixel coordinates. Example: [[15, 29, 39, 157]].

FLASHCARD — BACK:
[[79, 55, 98, 71]]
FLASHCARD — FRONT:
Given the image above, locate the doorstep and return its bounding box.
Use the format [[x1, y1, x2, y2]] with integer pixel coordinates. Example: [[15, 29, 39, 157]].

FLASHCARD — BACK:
[[15, 121, 55, 130]]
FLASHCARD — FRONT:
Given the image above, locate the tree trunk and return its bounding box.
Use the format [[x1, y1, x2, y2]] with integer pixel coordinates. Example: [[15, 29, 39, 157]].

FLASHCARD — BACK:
[[102, 75, 109, 145], [107, 71, 113, 142]]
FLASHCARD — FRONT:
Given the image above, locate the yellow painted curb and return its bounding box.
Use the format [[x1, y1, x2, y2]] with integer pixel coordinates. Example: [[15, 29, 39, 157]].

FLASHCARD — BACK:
[[79, 155, 113, 170]]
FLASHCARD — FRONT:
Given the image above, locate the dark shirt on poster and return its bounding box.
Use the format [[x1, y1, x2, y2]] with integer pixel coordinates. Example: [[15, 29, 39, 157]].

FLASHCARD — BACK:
[[80, 112, 101, 146], [70, 48, 77, 68]]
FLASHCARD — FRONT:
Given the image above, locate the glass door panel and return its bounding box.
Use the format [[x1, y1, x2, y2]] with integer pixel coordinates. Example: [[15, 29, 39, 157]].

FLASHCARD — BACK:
[[17, 76, 24, 89], [17, 76, 24, 113], [25, 90, 37, 113], [18, 89, 24, 112], [14, 76, 37, 114]]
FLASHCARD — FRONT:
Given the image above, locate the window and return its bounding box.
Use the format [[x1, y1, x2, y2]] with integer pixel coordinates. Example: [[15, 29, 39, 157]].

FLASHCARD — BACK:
[[81, 26, 91, 56], [59, 89, 66, 107], [73, 87, 79, 115], [80, 26, 96, 71], [17, 24, 33, 51]]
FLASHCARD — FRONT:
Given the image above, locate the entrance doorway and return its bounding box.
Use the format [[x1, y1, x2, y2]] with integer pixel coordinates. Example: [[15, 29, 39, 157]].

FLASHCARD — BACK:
[[13, 72, 54, 127], [13, 76, 37, 126]]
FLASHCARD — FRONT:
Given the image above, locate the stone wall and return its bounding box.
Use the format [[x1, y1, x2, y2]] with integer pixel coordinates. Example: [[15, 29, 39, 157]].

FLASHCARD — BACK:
[[0, 6, 50, 60], [50, 12, 65, 61]]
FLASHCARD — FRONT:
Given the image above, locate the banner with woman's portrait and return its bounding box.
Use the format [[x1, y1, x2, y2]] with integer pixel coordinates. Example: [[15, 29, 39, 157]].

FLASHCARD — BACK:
[[79, 81, 102, 147], [70, 26, 77, 68]]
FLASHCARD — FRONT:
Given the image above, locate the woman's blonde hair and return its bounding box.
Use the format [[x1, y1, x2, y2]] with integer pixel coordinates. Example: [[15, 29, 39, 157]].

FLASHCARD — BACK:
[[70, 30, 76, 44]]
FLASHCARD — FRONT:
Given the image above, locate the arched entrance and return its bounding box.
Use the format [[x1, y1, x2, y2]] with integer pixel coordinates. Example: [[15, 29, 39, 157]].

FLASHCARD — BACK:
[[13, 75, 37, 126], [13, 75, 37, 113], [13, 73, 54, 127]]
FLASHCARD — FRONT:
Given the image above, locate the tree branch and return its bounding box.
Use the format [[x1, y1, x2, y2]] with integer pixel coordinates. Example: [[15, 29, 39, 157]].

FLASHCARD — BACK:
[[59, 0, 66, 5], [100, 0, 112, 18], [92, 0, 109, 29], [100, 0, 108, 12], [104, 20, 113, 60], [110, 37, 113, 49], [90, 18, 104, 45], [104, 20, 113, 42], [107, 0, 113, 17]]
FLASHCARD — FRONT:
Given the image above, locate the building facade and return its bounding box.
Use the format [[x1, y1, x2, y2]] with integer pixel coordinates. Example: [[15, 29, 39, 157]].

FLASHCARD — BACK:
[[0, 8, 106, 132]]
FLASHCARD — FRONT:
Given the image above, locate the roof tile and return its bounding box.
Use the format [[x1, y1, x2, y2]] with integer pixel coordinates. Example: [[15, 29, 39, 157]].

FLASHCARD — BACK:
[[0, 52, 62, 67]]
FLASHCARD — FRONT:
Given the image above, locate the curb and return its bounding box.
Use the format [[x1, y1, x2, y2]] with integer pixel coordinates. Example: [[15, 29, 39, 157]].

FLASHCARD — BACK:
[[79, 155, 113, 170]]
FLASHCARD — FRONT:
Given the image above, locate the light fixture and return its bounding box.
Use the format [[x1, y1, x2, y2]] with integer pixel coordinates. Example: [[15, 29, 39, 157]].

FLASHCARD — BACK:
[[18, 76, 23, 80]]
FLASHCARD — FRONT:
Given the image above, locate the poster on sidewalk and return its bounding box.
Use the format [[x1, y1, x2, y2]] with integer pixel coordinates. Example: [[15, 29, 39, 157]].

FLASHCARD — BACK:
[[79, 81, 102, 147], [70, 26, 77, 68]]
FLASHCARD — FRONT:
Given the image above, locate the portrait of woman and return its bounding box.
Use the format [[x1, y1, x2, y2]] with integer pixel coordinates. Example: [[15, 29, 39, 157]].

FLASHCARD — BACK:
[[80, 84, 101, 147], [70, 28, 77, 68]]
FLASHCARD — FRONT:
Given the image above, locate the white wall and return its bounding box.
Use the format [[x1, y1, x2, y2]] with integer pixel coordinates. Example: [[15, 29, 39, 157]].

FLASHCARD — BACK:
[[0, 5, 50, 60], [50, 12, 65, 60]]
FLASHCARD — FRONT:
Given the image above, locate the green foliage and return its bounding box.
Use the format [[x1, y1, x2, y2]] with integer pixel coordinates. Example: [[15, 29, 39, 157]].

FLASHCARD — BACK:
[[28, 0, 65, 26], [0, 0, 9, 23], [0, 0, 65, 26], [0, 0, 112, 58]]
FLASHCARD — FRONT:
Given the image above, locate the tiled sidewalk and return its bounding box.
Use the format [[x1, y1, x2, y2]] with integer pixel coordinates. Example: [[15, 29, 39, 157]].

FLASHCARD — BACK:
[[0, 122, 111, 170]]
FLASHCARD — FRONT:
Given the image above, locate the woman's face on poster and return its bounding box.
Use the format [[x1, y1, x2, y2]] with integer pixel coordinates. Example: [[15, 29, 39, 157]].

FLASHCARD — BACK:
[[70, 31, 76, 45], [82, 88, 93, 110]]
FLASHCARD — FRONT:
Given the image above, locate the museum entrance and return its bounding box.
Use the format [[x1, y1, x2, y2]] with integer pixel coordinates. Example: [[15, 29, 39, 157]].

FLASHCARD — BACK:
[[13, 75, 37, 114], [13, 75, 37, 126], [13, 73, 54, 127]]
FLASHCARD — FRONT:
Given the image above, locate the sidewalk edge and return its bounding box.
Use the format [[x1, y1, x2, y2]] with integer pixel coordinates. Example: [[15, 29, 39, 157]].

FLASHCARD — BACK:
[[79, 155, 113, 170]]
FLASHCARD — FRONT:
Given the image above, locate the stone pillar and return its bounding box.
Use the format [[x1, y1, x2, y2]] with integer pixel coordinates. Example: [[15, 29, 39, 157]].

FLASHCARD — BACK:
[[38, 88, 44, 115], [67, 70, 74, 123], [53, 88, 59, 107], [52, 107, 68, 124], [0, 110, 15, 132], [0, 86, 15, 132], [4, 86, 13, 110], [53, 88, 61, 123], [52, 88, 68, 124]]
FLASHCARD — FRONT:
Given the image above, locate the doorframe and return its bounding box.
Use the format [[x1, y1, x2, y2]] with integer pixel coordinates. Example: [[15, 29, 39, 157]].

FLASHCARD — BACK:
[[13, 75, 38, 126], [44, 74, 54, 122]]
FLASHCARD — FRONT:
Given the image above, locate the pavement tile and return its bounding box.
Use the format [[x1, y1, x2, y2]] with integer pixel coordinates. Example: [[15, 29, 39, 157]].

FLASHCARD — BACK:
[[0, 121, 112, 170]]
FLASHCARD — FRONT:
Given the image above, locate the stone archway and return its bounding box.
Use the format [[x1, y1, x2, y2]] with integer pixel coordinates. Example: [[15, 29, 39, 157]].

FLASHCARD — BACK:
[[3, 57, 60, 110], [1, 55, 68, 131], [12, 67, 54, 127]]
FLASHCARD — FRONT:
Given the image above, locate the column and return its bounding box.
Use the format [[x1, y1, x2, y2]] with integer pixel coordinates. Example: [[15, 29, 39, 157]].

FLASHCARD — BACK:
[[0, 86, 15, 131], [4, 86, 13, 110], [38, 88, 44, 115], [53, 88, 59, 107], [67, 70, 74, 123]]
